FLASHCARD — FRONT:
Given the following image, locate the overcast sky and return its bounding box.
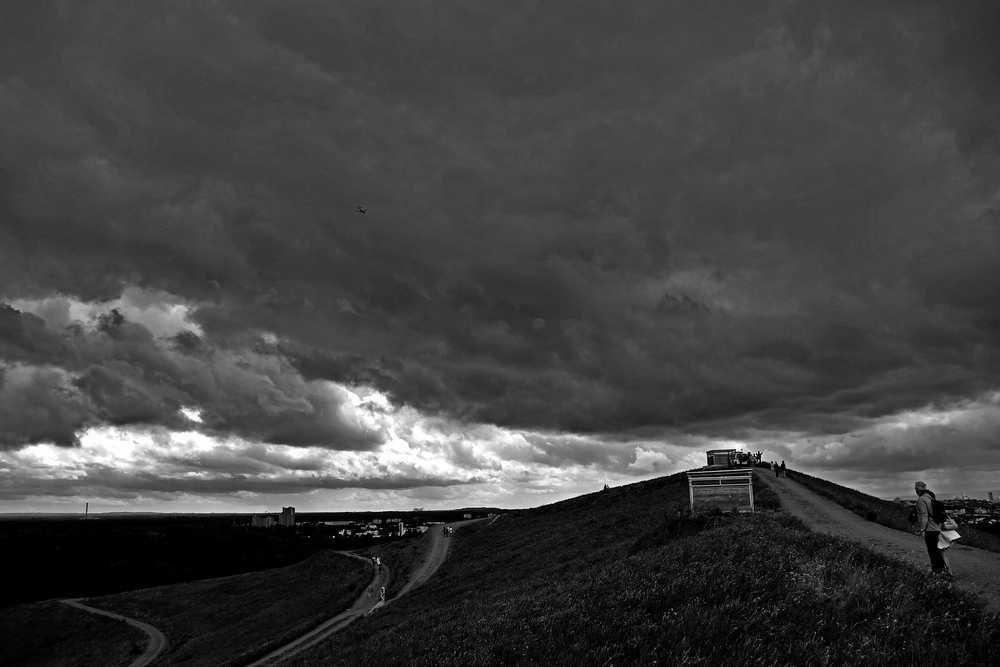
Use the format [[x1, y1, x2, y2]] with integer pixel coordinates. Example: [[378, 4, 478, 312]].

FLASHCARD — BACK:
[[2, 1, 999, 513]]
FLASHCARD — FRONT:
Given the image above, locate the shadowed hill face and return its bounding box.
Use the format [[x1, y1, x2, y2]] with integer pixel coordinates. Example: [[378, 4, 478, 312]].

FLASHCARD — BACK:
[[281, 471, 1000, 667]]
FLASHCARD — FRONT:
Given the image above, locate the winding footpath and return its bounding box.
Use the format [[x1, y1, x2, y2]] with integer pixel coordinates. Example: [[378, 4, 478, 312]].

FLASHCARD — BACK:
[[247, 519, 480, 666], [60, 598, 167, 667], [243, 553, 390, 667], [395, 519, 480, 598], [758, 471, 1000, 613], [57, 518, 483, 667]]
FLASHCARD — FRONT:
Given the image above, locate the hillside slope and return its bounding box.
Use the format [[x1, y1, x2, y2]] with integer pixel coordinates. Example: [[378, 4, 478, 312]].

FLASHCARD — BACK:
[[282, 473, 1000, 667]]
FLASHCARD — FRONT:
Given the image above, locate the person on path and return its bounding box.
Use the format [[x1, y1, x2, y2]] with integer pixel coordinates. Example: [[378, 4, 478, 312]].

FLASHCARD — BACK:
[[380, 586, 386, 602], [914, 481, 951, 577], [376, 557, 382, 574], [367, 585, 372, 599], [779, 461, 787, 478], [771, 461, 778, 477]]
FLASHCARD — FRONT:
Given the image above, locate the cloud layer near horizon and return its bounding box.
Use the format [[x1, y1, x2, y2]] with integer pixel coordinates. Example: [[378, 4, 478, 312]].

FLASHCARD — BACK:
[[2, 1, 1000, 507]]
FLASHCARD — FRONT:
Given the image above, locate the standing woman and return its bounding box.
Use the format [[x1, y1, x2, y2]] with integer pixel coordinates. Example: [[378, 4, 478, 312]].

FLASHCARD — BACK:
[[914, 481, 949, 577]]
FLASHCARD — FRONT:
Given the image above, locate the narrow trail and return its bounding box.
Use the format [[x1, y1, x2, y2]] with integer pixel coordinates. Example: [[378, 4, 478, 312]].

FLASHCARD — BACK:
[[757, 471, 1000, 613], [395, 518, 481, 598], [248, 519, 483, 666], [244, 553, 389, 667], [60, 598, 167, 667]]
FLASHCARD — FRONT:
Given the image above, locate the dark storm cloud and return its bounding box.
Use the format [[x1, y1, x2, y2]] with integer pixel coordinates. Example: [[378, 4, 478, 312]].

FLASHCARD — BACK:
[[0, 365, 94, 447], [0, 303, 384, 450], [1, 0, 1000, 457]]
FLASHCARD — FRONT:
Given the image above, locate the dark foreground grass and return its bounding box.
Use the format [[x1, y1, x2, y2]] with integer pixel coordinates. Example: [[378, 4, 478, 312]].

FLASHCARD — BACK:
[[89, 549, 369, 667], [0, 599, 146, 667], [786, 469, 1000, 555], [284, 472, 999, 667]]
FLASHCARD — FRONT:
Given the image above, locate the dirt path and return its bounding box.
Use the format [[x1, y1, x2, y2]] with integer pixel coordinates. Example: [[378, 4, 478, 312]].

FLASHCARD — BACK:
[[247, 519, 481, 666], [395, 519, 481, 598], [61, 598, 167, 667], [244, 553, 389, 667], [757, 471, 1000, 613]]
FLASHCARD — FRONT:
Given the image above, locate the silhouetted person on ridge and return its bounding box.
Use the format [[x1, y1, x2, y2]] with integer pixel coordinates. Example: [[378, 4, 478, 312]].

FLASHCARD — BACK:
[[779, 461, 787, 478]]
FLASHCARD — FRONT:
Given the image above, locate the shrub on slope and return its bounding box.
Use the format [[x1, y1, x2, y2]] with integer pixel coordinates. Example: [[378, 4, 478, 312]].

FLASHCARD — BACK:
[[285, 473, 1000, 667]]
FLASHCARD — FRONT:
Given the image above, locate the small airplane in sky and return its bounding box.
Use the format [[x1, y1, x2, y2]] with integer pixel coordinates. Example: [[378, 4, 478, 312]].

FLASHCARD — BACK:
[[356, 206, 367, 214]]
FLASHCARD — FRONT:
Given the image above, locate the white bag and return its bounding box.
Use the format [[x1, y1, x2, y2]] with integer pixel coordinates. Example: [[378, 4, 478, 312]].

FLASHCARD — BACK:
[[938, 529, 961, 550]]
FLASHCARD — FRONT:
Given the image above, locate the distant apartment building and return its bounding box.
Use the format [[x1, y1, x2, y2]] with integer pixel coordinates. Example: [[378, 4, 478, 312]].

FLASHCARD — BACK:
[[279, 507, 295, 527], [252, 514, 275, 528]]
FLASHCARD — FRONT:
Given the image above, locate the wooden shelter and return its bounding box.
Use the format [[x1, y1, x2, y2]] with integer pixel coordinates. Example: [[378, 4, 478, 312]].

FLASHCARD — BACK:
[[686, 467, 755, 514]]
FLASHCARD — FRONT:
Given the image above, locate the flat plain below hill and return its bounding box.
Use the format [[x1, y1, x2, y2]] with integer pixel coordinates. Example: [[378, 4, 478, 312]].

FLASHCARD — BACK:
[[85, 549, 370, 667], [282, 472, 1000, 667]]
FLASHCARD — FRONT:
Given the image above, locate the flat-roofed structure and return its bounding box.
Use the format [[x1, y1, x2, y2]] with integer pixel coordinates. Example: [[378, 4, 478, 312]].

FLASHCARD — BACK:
[[686, 467, 754, 514], [706, 449, 737, 467]]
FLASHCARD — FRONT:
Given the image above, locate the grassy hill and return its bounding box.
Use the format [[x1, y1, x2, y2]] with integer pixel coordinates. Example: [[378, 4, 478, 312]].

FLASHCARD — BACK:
[[281, 471, 999, 667]]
